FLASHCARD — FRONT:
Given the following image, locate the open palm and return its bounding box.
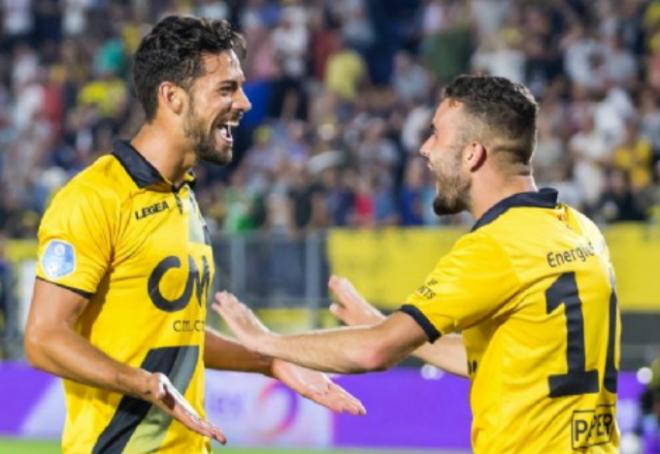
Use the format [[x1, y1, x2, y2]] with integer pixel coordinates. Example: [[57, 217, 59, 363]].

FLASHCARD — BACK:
[[271, 359, 366, 416]]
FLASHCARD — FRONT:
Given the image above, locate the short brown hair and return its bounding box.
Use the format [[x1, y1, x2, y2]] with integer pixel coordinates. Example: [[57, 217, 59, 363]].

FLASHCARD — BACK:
[[444, 75, 539, 166]]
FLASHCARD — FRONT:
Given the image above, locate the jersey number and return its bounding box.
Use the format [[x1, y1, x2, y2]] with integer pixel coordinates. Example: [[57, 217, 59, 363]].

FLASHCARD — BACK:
[[545, 272, 618, 397]]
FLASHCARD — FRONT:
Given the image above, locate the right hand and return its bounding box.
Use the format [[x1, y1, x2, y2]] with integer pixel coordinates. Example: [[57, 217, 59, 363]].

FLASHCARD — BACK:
[[328, 275, 385, 326], [142, 372, 226, 444]]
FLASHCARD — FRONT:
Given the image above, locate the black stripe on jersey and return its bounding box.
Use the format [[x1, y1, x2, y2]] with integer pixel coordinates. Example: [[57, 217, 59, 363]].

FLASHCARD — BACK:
[[35, 276, 93, 299], [92, 345, 199, 454], [399, 304, 441, 343], [111, 140, 164, 188], [471, 187, 558, 232]]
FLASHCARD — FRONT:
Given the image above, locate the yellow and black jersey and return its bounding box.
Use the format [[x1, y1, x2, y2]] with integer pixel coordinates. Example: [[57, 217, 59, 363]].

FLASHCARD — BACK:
[[36, 140, 214, 453], [401, 189, 620, 453]]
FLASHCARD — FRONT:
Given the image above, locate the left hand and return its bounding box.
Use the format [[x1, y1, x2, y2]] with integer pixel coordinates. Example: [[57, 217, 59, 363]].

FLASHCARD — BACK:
[[271, 359, 366, 415], [212, 291, 366, 416]]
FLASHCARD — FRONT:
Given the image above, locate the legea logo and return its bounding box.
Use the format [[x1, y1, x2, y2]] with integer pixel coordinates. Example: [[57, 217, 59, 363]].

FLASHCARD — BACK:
[[148, 255, 210, 312]]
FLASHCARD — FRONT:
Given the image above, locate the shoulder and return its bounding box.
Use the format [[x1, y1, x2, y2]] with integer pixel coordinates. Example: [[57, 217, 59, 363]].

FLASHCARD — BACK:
[[567, 205, 601, 233], [442, 229, 511, 269], [565, 204, 608, 250], [50, 154, 135, 210], [40, 154, 136, 233]]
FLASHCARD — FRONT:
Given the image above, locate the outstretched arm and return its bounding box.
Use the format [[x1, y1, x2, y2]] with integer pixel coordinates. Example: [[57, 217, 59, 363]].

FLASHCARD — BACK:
[[205, 326, 366, 415], [212, 292, 428, 374], [328, 276, 468, 377]]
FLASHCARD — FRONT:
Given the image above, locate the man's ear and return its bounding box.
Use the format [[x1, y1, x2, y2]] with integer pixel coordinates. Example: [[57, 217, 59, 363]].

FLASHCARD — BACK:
[[157, 82, 187, 116], [465, 142, 487, 172]]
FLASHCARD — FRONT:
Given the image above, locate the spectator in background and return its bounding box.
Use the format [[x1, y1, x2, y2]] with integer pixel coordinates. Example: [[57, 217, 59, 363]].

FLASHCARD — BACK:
[[321, 166, 355, 227], [1, 0, 33, 50], [219, 171, 263, 234], [241, 125, 281, 193], [335, 0, 375, 53], [421, 0, 472, 82], [196, 0, 229, 20], [532, 115, 565, 185], [324, 35, 368, 102], [372, 174, 398, 226], [1, 0, 659, 240], [604, 33, 638, 88], [595, 168, 648, 223], [392, 51, 431, 105], [569, 113, 612, 212], [354, 117, 400, 181], [288, 163, 327, 232], [62, 0, 92, 37], [563, 23, 607, 90], [612, 120, 653, 194], [270, 3, 309, 119], [638, 90, 660, 162], [471, 33, 525, 83], [399, 156, 427, 226]]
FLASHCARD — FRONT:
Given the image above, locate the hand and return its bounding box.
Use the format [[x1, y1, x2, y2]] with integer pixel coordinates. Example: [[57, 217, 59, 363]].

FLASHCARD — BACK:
[[212, 292, 367, 415], [142, 372, 226, 444], [212, 291, 270, 353], [328, 275, 385, 326], [271, 359, 366, 415]]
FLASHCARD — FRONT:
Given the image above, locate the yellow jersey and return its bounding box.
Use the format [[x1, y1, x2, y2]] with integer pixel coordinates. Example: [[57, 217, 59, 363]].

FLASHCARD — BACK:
[[36, 140, 214, 453], [402, 188, 620, 453]]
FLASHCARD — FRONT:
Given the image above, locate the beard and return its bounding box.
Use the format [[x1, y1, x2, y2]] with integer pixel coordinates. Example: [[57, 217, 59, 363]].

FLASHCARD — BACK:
[[432, 154, 471, 216], [183, 107, 233, 166], [432, 182, 470, 215]]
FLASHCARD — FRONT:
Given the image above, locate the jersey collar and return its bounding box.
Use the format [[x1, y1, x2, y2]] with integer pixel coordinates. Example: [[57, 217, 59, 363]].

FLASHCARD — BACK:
[[471, 188, 559, 232], [112, 140, 196, 189]]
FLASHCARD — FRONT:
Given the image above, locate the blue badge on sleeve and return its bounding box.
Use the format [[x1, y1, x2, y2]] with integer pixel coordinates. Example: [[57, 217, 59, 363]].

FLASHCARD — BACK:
[[41, 240, 76, 280]]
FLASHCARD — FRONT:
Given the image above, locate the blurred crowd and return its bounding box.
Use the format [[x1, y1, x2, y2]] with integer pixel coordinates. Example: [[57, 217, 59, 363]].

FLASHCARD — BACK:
[[1, 0, 660, 239], [2, 3, 660, 439]]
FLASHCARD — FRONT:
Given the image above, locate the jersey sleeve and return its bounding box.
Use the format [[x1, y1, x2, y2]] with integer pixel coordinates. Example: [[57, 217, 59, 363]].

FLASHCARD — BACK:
[[36, 183, 118, 297], [399, 232, 520, 342]]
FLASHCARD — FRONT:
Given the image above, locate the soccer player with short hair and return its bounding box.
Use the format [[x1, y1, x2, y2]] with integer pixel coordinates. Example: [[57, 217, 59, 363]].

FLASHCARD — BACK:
[[215, 75, 621, 453], [25, 16, 364, 454]]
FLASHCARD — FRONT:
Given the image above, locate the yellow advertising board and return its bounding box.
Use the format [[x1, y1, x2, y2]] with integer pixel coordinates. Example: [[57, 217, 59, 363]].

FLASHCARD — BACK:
[[328, 225, 660, 312]]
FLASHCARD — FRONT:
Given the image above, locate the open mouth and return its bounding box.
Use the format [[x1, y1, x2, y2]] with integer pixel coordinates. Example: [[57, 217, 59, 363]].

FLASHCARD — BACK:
[[215, 121, 238, 146]]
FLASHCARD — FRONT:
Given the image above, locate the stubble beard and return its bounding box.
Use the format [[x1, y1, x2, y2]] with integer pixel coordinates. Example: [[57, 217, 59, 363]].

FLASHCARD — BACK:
[[432, 152, 471, 216], [183, 107, 233, 166], [432, 180, 470, 216]]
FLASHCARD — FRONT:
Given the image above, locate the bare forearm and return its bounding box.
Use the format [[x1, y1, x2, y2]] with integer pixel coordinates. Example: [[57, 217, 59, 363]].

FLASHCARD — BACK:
[[204, 327, 272, 374], [255, 317, 423, 374], [25, 326, 148, 396], [213, 294, 427, 375], [257, 327, 382, 374], [412, 334, 468, 377]]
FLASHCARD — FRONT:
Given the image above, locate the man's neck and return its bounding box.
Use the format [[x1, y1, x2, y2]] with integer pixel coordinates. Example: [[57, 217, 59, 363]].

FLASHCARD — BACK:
[[470, 175, 538, 221], [130, 124, 194, 186]]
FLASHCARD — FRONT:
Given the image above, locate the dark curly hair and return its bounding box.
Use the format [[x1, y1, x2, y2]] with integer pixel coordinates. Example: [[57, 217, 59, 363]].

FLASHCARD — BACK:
[[133, 15, 246, 121], [444, 75, 539, 166]]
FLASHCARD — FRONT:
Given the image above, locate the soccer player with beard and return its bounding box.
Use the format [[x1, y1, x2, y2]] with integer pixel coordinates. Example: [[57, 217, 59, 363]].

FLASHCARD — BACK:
[[25, 16, 364, 454], [214, 75, 622, 453]]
